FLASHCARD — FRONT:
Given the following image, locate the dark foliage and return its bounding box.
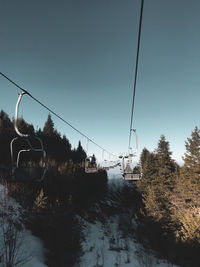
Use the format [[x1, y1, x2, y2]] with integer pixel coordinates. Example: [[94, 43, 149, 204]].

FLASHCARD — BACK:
[[0, 109, 107, 267], [0, 111, 87, 167], [136, 132, 200, 267]]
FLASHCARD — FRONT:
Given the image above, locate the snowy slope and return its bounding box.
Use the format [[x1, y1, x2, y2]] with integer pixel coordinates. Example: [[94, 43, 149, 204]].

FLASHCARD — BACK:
[[0, 184, 47, 267], [79, 217, 178, 267], [77, 163, 179, 267]]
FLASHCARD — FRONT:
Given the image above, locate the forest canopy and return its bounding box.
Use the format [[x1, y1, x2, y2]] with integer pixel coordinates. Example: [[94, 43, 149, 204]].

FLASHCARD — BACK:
[[0, 110, 87, 167]]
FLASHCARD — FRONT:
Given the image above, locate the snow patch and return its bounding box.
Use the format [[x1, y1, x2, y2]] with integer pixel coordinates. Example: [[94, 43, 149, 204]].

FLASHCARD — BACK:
[[76, 166, 179, 267], [0, 184, 47, 267], [78, 216, 178, 267]]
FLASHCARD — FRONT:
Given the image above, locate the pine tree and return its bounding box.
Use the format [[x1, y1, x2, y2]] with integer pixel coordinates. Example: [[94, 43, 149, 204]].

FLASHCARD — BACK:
[[140, 147, 151, 169], [77, 141, 87, 162], [170, 127, 200, 243], [138, 136, 176, 223], [0, 110, 13, 134], [138, 135, 176, 186], [0, 110, 15, 165], [174, 127, 200, 208], [182, 126, 200, 174], [42, 114, 58, 161], [155, 135, 176, 182], [137, 148, 157, 194], [140, 148, 157, 179], [71, 141, 87, 163], [43, 114, 55, 136], [61, 135, 72, 161], [181, 127, 200, 204]]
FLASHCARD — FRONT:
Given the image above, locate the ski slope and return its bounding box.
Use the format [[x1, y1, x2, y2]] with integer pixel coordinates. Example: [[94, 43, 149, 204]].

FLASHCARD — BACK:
[[77, 164, 179, 267]]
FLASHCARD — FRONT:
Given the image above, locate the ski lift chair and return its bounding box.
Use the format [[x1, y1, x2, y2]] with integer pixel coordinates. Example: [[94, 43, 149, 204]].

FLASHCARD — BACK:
[[10, 92, 47, 182], [85, 156, 98, 173], [123, 159, 142, 181], [123, 161, 141, 180], [123, 172, 141, 180], [123, 130, 142, 181]]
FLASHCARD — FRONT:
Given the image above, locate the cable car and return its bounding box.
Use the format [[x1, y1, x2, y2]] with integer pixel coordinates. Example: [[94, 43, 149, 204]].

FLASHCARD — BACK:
[[10, 92, 47, 182]]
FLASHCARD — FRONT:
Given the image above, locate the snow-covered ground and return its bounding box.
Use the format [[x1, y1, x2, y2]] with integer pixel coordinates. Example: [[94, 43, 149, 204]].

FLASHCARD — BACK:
[[0, 164, 179, 267], [77, 163, 179, 267], [0, 184, 47, 267], [79, 217, 177, 267]]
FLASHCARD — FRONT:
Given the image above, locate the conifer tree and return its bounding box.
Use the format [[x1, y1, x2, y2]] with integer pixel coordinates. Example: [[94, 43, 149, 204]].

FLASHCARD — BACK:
[[71, 141, 87, 163], [175, 126, 200, 207], [0, 110, 13, 134], [155, 135, 176, 183], [42, 114, 58, 161], [0, 110, 15, 165], [140, 147, 151, 169], [43, 114, 55, 136], [138, 136, 176, 223], [140, 148, 157, 179], [77, 141, 87, 162], [137, 148, 157, 194], [171, 127, 200, 243], [182, 126, 200, 173], [61, 135, 72, 161]]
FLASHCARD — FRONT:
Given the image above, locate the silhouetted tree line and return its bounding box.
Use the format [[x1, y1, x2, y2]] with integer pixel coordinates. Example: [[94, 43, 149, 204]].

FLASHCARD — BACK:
[[0, 109, 108, 267], [136, 128, 200, 267], [0, 110, 86, 167]]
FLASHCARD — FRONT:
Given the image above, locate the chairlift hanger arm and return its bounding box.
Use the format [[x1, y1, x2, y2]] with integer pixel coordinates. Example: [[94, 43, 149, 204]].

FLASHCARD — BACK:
[[14, 92, 29, 138], [129, 129, 138, 155]]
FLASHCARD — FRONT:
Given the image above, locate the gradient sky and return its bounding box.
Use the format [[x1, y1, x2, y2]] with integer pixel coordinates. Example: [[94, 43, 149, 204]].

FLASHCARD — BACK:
[[1, 0, 200, 163]]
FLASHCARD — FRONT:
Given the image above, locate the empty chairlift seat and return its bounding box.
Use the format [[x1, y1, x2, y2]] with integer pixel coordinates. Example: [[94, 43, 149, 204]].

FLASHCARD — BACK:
[[123, 162, 141, 181], [10, 92, 47, 183]]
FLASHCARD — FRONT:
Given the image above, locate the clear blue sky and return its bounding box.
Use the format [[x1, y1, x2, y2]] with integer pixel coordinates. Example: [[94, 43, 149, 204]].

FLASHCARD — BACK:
[[1, 0, 200, 164]]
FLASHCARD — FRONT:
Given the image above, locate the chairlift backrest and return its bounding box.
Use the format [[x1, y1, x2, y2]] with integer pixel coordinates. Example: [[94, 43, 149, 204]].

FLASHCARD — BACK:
[[10, 92, 47, 182], [119, 149, 142, 181]]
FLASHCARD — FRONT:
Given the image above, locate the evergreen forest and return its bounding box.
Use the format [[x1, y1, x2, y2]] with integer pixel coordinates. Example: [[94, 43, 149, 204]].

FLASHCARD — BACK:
[[0, 109, 200, 267]]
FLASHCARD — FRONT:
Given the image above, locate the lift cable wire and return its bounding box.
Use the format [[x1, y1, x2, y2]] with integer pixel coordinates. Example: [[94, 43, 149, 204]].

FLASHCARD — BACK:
[[0, 71, 116, 157], [128, 0, 144, 152]]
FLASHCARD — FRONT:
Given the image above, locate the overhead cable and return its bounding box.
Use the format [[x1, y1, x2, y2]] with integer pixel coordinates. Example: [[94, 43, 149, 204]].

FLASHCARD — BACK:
[[0, 71, 116, 157], [128, 0, 144, 152]]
